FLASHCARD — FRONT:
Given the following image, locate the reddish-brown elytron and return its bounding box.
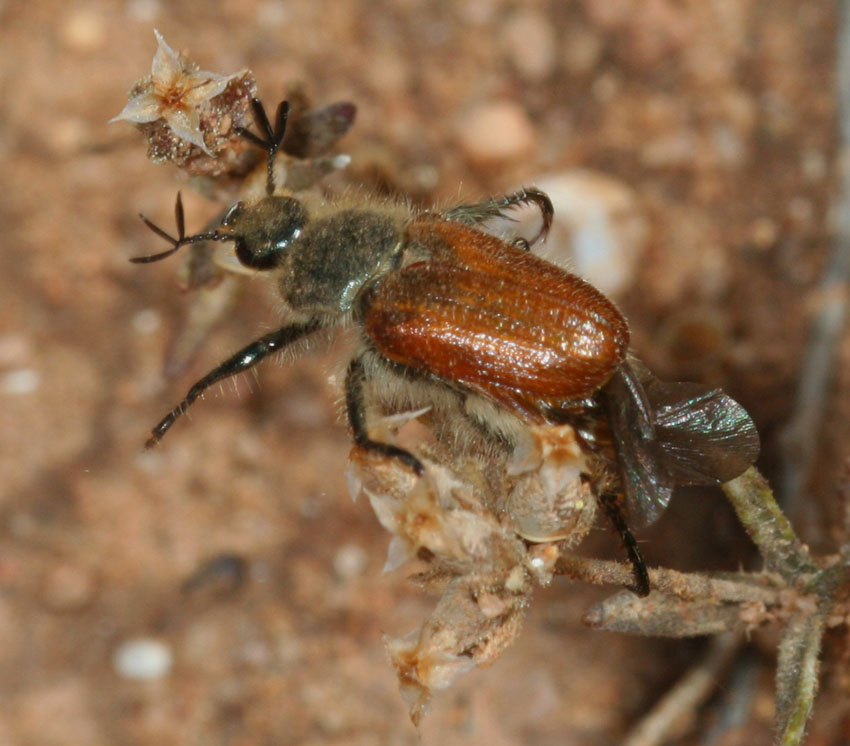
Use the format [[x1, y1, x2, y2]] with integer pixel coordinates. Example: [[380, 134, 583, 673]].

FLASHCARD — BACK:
[[365, 219, 629, 420]]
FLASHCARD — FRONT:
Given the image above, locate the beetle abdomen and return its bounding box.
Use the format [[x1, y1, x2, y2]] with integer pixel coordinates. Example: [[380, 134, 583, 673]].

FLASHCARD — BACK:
[[364, 220, 629, 419]]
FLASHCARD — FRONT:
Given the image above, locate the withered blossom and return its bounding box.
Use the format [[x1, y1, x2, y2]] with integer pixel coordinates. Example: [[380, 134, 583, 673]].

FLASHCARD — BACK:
[[112, 29, 248, 156], [347, 420, 590, 723]]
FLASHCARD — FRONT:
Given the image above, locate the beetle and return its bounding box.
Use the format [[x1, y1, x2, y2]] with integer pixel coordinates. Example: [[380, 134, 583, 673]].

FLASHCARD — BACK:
[[133, 99, 759, 595]]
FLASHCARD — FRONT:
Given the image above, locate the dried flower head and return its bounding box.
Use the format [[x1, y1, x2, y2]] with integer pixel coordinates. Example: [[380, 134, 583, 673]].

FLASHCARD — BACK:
[[112, 30, 257, 176], [347, 418, 595, 723], [505, 424, 597, 543]]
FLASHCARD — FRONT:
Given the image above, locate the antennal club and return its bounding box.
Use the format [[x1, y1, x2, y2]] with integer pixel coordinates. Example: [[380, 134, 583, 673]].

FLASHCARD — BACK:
[[235, 98, 290, 195], [132, 192, 188, 263], [131, 192, 230, 264]]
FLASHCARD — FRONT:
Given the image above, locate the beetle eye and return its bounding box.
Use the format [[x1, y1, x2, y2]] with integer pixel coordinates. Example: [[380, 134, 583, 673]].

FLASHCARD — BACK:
[[234, 236, 281, 270], [232, 196, 307, 271]]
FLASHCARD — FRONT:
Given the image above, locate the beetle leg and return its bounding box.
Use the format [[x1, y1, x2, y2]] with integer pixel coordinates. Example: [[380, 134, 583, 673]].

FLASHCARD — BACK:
[[598, 492, 651, 596], [143, 320, 321, 448], [442, 187, 554, 247], [345, 356, 425, 476]]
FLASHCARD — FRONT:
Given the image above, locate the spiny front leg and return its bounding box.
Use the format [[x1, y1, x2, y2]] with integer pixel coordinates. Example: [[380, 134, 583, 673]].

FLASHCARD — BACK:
[[144, 320, 320, 448]]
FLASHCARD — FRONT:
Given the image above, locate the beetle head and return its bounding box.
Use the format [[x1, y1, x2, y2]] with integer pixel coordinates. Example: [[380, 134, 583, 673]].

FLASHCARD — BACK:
[[131, 192, 307, 271], [222, 196, 307, 270]]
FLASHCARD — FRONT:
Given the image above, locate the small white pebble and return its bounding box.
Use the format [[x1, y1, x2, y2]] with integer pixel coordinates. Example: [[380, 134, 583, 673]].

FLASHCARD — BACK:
[[61, 8, 106, 52], [711, 123, 746, 167], [408, 164, 440, 191], [750, 217, 779, 249], [132, 309, 162, 335], [563, 31, 603, 75], [126, 0, 161, 23], [282, 396, 327, 427], [238, 639, 271, 667], [455, 101, 535, 163], [256, 0, 290, 26], [50, 117, 89, 157], [530, 170, 648, 296], [591, 73, 619, 103], [113, 638, 173, 681], [41, 563, 96, 612], [801, 148, 827, 182], [459, 0, 497, 25], [331, 154, 351, 170], [788, 196, 814, 225], [503, 10, 557, 80], [333, 543, 368, 581], [1, 368, 41, 395]]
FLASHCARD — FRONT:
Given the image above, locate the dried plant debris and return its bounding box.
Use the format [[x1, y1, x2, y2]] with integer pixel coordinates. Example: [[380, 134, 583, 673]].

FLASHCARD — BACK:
[[348, 421, 601, 724], [112, 29, 258, 177], [349, 408, 848, 741], [568, 469, 850, 746]]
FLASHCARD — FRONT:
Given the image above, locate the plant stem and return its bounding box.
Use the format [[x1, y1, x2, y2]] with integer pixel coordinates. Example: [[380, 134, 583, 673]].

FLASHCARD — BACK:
[[722, 467, 818, 580]]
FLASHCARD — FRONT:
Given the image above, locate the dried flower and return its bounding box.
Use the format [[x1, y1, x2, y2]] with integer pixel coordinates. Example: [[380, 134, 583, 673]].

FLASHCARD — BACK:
[[112, 30, 257, 176], [347, 420, 595, 723], [113, 29, 245, 155]]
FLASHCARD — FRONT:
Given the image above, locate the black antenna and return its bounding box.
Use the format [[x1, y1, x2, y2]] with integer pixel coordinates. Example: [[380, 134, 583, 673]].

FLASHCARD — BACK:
[[131, 192, 232, 264], [235, 98, 290, 195]]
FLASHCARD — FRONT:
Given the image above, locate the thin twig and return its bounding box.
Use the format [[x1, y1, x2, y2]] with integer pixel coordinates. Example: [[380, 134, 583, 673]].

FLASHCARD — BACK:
[[583, 592, 747, 637], [778, 0, 850, 512], [555, 554, 781, 604], [775, 610, 825, 745], [621, 633, 744, 746]]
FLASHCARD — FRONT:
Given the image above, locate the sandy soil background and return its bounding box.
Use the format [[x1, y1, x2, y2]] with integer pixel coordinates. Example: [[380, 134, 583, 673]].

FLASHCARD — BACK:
[[1, 1, 848, 744]]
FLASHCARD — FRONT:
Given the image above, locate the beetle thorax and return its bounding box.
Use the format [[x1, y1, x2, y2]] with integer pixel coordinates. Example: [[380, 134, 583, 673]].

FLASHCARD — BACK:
[[279, 208, 403, 314]]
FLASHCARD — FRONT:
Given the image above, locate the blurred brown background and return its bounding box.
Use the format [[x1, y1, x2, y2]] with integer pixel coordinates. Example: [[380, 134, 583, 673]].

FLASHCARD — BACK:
[[1, 1, 847, 744]]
